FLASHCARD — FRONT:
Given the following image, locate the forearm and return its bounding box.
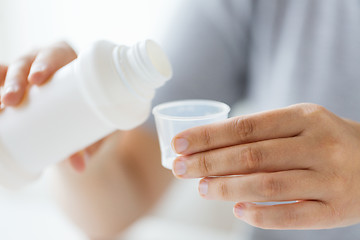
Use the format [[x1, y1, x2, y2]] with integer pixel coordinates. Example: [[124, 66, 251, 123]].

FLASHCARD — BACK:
[[51, 129, 173, 240]]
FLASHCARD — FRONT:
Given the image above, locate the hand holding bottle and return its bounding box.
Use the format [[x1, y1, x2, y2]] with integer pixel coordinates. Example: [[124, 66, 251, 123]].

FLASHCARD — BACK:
[[0, 41, 91, 171], [0, 39, 172, 187]]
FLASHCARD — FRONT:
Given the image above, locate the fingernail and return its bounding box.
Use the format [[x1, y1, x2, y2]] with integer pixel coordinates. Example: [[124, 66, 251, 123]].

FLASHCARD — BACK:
[[234, 204, 245, 218], [4, 85, 20, 95], [29, 63, 47, 75], [173, 158, 187, 175], [172, 138, 189, 153], [199, 179, 208, 196]]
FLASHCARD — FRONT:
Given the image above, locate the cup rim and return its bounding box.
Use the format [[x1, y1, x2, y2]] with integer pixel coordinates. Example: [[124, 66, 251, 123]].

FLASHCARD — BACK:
[[152, 99, 230, 121]]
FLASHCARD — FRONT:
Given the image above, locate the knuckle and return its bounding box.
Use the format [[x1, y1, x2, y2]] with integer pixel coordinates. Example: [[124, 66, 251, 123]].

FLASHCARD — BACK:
[[283, 209, 299, 227], [201, 127, 213, 146], [326, 203, 344, 222], [216, 180, 230, 199], [296, 102, 323, 112], [197, 154, 213, 175], [259, 176, 282, 199], [241, 146, 263, 172], [231, 117, 256, 140], [298, 103, 329, 121]]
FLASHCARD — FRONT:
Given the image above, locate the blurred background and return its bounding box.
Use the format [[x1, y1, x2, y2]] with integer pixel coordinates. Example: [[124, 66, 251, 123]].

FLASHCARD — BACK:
[[0, 0, 178, 61], [0, 0, 248, 239]]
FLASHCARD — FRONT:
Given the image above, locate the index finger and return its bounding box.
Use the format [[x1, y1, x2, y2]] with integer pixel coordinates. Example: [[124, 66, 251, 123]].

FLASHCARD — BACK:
[[172, 104, 312, 155]]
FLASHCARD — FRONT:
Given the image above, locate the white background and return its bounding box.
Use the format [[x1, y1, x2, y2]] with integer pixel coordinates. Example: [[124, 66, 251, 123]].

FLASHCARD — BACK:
[[0, 0, 179, 62]]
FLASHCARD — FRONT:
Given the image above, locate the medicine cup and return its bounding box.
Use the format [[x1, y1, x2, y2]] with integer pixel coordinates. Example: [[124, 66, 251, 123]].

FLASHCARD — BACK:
[[152, 100, 230, 169]]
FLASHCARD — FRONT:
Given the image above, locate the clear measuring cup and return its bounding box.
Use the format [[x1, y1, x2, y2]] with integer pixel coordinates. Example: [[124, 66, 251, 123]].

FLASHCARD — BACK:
[[152, 99, 230, 169]]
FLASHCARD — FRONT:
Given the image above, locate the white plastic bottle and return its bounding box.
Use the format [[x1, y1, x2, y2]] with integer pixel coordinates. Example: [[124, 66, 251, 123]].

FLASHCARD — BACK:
[[0, 39, 173, 188]]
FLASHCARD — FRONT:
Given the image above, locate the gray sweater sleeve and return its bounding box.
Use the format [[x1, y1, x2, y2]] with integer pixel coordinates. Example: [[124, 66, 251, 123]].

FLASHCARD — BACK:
[[147, 0, 251, 128]]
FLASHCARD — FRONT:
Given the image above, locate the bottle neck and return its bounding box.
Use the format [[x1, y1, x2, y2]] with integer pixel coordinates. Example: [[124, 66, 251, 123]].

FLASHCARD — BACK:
[[112, 40, 172, 101]]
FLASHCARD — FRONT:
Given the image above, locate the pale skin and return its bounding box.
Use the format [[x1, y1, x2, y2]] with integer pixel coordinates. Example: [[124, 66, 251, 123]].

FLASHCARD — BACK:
[[172, 104, 360, 229], [1, 42, 360, 237]]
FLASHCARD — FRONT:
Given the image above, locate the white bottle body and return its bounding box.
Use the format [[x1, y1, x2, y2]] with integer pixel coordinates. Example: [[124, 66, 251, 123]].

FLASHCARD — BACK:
[[0, 40, 171, 188]]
